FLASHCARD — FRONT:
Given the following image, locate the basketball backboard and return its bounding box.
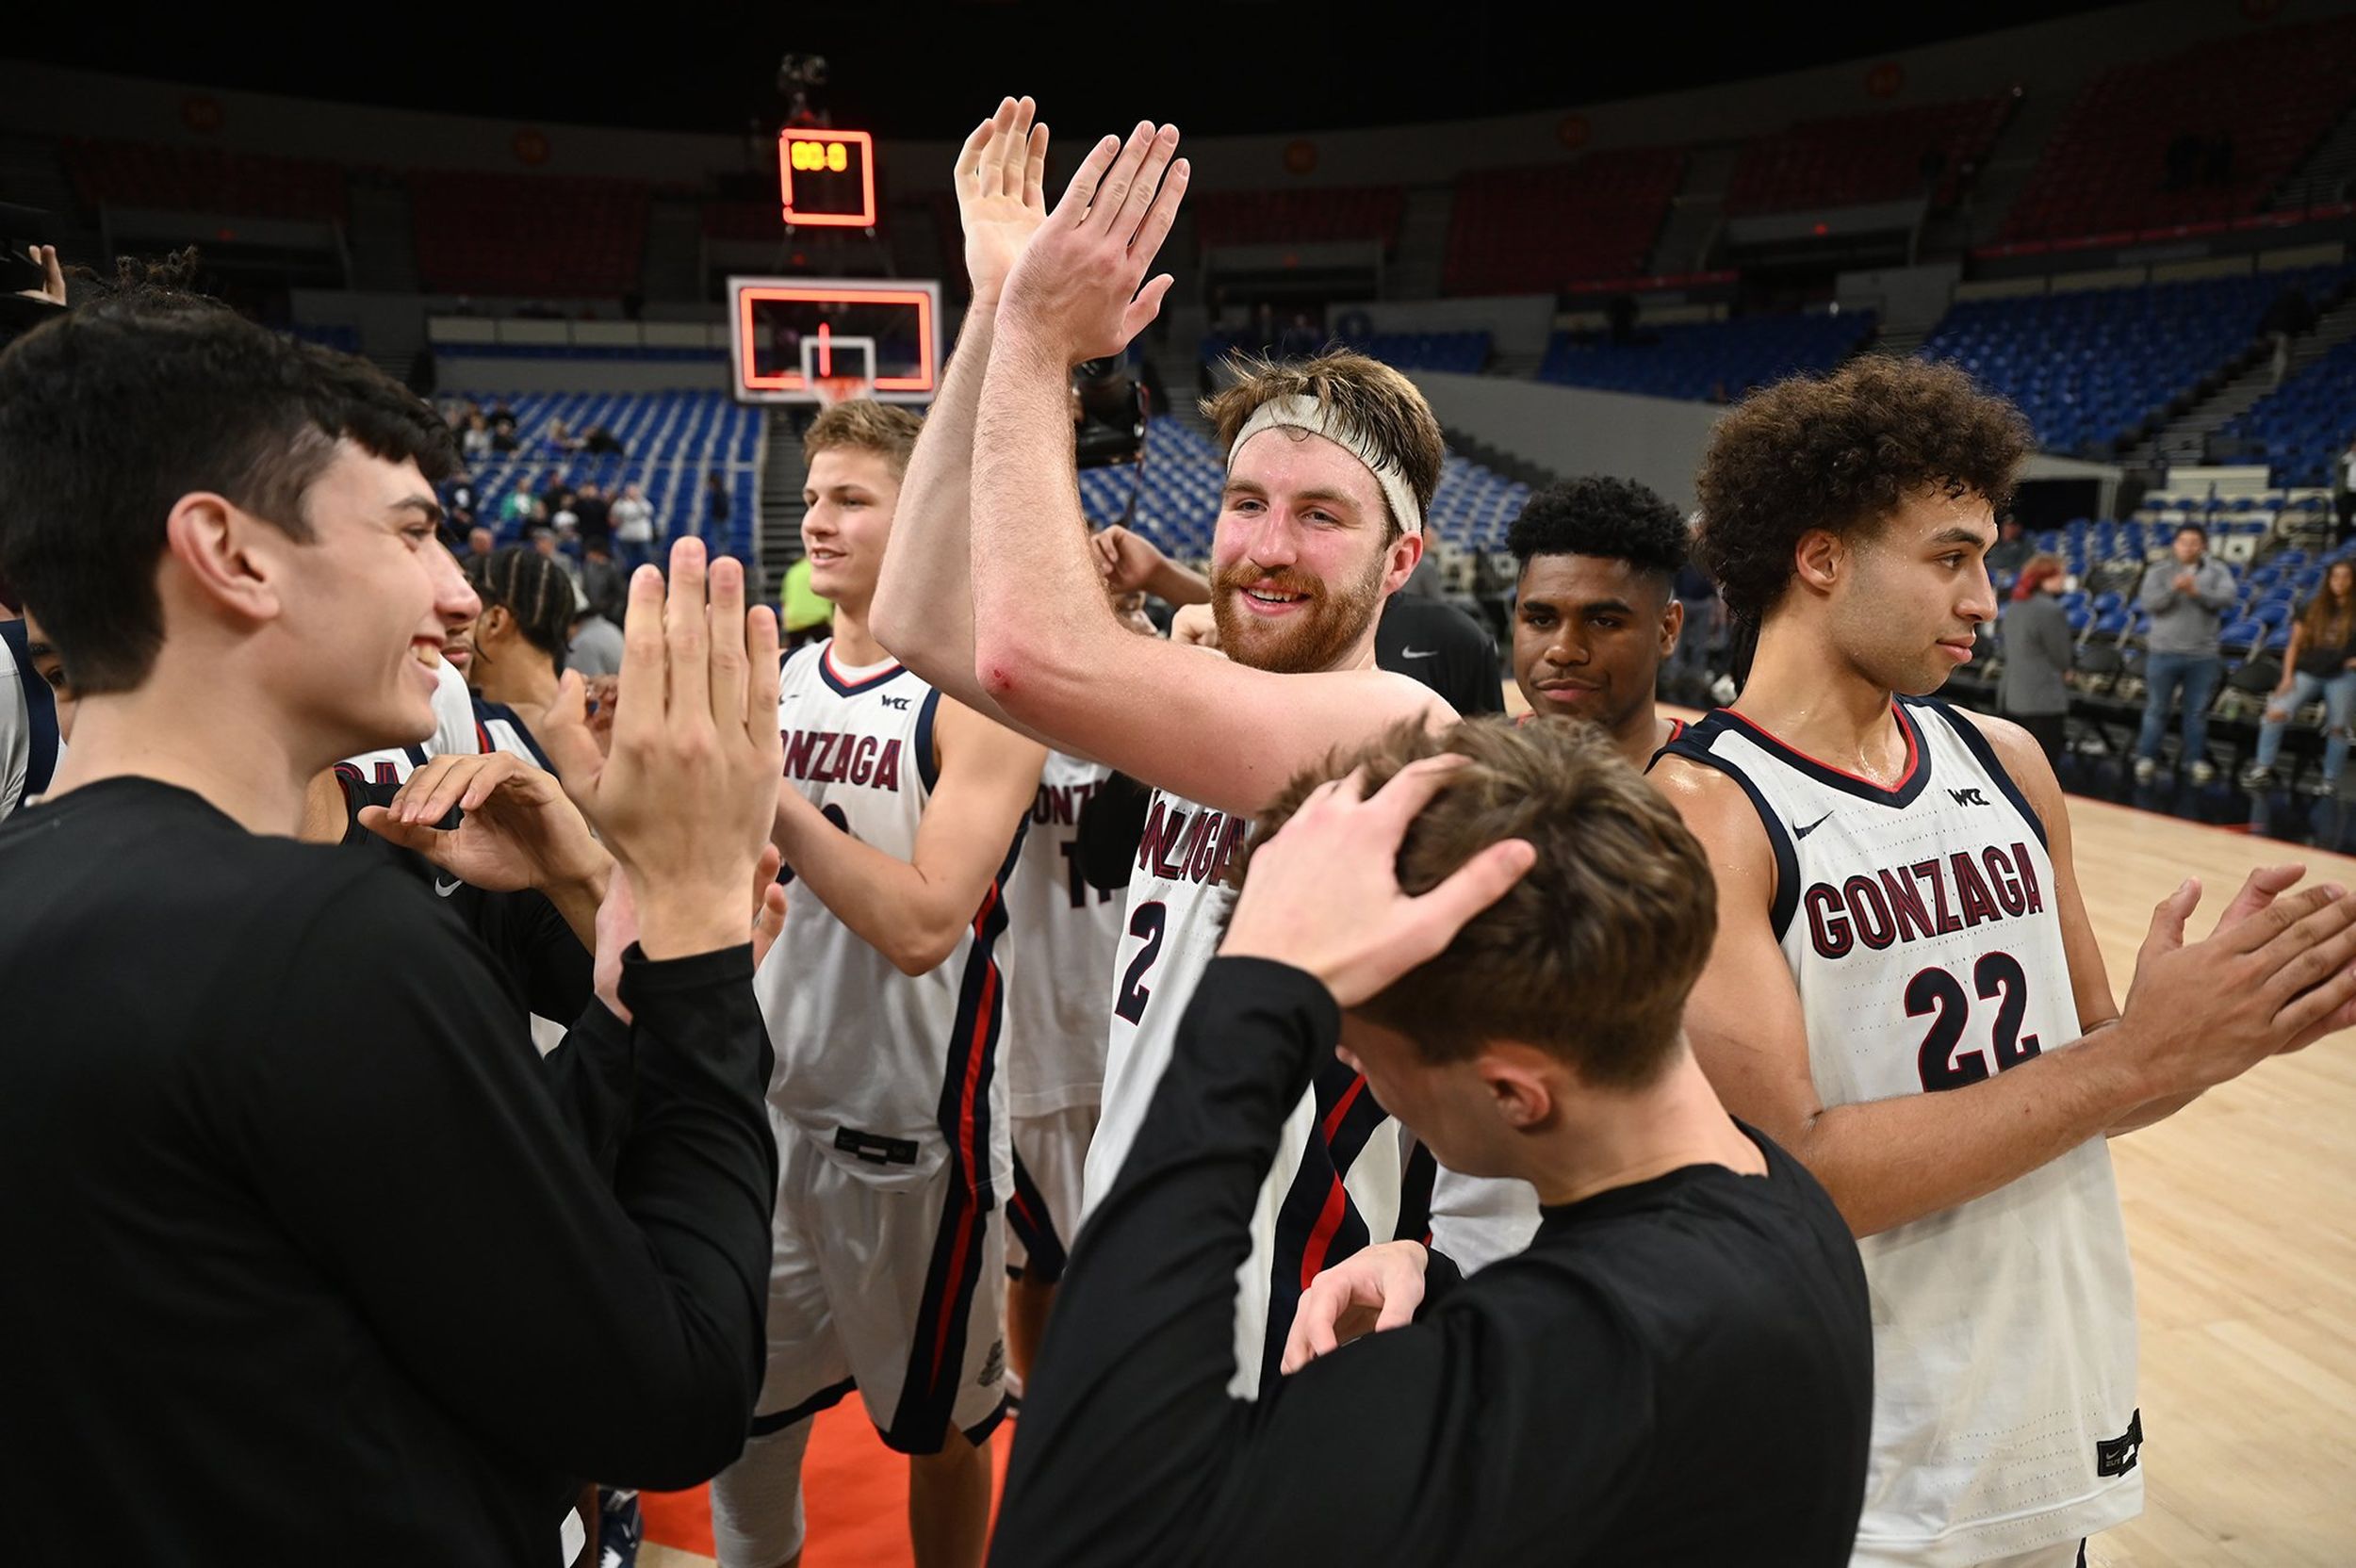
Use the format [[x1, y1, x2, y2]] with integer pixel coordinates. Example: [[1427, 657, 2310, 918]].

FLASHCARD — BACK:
[[728, 276, 942, 405]]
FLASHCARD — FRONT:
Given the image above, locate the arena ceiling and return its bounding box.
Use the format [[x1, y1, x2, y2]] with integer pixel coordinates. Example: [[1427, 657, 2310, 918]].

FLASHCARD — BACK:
[[23, 1, 2121, 139]]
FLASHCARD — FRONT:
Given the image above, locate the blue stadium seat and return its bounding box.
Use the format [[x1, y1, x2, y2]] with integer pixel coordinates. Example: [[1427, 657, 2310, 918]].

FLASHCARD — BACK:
[[1534, 312, 1875, 401]]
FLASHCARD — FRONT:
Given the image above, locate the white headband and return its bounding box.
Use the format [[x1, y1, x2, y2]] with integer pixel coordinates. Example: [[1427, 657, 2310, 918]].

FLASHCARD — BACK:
[[1227, 394, 1424, 537]]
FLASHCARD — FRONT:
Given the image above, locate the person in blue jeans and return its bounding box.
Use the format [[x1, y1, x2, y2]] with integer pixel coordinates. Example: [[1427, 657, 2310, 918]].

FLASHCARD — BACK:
[[2135, 524, 2237, 785], [2245, 559, 2356, 794]]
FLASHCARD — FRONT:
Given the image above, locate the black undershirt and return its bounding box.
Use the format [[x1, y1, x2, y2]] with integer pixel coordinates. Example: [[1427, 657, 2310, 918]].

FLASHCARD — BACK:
[[1377, 595, 1506, 716], [992, 956, 1874, 1567], [0, 777, 777, 1565]]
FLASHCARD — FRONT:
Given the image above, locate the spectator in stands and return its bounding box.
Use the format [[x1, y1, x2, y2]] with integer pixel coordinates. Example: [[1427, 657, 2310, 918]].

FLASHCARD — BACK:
[[531, 527, 583, 595], [443, 476, 479, 537], [1999, 554, 2074, 768], [612, 482, 656, 569], [546, 419, 583, 457], [466, 525, 497, 562], [2336, 434, 2356, 546], [2245, 559, 2356, 794], [462, 412, 492, 461], [705, 471, 731, 536], [1984, 517, 2035, 579], [582, 423, 626, 456], [2135, 523, 2237, 785], [567, 588, 626, 680], [499, 488, 543, 534], [487, 402, 518, 452], [573, 482, 612, 557], [580, 538, 627, 627], [1279, 312, 1320, 360]]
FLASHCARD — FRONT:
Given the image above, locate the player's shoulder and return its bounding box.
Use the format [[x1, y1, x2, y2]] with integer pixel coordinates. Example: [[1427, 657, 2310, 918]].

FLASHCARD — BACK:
[[1906, 697, 2063, 832], [1319, 664, 1459, 727]]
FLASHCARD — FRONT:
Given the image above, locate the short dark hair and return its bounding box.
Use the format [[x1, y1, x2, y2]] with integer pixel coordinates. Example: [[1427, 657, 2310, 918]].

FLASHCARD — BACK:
[[466, 547, 577, 672], [1693, 356, 2030, 628], [0, 298, 455, 694], [1507, 475, 1689, 584], [2175, 522, 2208, 544], [1230, 717, 1716, 1088]]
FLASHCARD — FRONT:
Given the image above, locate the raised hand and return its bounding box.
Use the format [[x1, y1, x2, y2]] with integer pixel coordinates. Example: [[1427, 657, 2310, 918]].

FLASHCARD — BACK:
[[358, 750, 611, 896], [17, 244, 65, 307], [997, 119, 1189, 365], [1220, 756, 1535, 1008], [539, 537, 784, 960], [2119, 873, 2356, 1092], [956, 95, 1051, 309], [1280, 1240, 1429, 1374]]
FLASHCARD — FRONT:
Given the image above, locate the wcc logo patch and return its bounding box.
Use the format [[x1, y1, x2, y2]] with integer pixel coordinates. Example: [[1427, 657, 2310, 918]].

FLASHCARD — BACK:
[[1949, 788, 1989, 807]]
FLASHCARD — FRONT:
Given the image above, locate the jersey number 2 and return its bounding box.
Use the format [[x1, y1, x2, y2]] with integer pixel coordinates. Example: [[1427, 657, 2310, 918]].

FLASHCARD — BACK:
[[1113, 902, 1167, 1024], [1909, 951, 2041, 1092]]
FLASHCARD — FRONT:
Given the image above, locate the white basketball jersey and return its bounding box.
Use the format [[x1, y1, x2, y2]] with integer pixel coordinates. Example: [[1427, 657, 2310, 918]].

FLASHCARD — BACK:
[[1088, 788, 1432, 1397], [1665, 699, 2141, 1565], [755, 641, 1017, 1199], [1002, 752, 1124, 1119]]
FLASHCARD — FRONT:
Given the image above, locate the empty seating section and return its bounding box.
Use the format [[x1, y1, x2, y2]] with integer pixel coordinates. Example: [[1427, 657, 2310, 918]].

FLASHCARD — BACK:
[[2226, 335, 2356, 487], [452, 390, 762, 561], [1725, 97, 2009, 215], [62, 138, 347, 220], [1075, 417, 1529, 561], [1919, 267, 2347, 454], [1537, 311, 1873, 401], [1444, 148, 1684, 296], [2002, 16, 2356, 241], [1201, 329, 1490, 372], [408, 172, 650, 296], [704, 200, 785, 241], [1193, 188, 1404, 250]]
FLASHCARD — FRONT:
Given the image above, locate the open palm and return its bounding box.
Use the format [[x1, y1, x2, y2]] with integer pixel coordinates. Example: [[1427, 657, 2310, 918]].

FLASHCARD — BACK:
[[957, 96, 1050, 306]]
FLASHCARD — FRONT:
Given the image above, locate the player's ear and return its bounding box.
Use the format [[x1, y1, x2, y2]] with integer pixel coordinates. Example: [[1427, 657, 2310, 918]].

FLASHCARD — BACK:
[[163, 491, 281, 628], [1792, 529, 1845, 596], [1478, 1047, 1556, 1132], [1660, 594, 1685, 659], [1383, 529, 1424, 596]]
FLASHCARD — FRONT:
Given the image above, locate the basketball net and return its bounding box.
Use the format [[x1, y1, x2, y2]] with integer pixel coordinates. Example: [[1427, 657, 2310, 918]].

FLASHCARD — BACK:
[[813, 373, 872, 408]]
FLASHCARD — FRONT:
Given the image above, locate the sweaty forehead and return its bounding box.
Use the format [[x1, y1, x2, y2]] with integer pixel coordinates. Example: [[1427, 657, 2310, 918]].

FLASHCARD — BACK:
[[1226, 427, 1384, 516]]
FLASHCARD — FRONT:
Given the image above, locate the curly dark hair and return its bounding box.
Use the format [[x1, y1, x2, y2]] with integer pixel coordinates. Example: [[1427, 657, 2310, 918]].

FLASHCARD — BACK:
[[1507, 475, 1689, 583], [1693, 356, 2030, 627]]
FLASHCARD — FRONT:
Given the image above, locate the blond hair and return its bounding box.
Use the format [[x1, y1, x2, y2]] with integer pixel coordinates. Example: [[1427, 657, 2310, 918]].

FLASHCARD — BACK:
[[803, 398, 924, 479], [1230, 717, 1716, 1087], [1203, 350, 1445, 542]]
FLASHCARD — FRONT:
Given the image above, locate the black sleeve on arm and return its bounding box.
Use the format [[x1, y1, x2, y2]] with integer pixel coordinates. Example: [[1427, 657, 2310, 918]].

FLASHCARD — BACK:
[[990, 956, 1331, 1566], [1075, 771, 1151, 892], [536, 998, 636, 1183], [225, 870, 777, 1490]]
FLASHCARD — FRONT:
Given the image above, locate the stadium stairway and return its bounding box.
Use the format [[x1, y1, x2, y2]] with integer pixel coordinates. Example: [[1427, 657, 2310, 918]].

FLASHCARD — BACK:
[[1390, 184, 1455, 301], [2272, 97, 2356, 214], [1959, 88, 2074, 251], [2129, 288, 2356, 469], [1646, 144, 1740, 278], [759, 413, 808, 606], [642, 196, 704, 302]]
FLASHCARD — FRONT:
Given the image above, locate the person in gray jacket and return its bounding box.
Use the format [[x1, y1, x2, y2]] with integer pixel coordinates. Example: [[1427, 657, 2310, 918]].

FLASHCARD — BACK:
[[2000, 554, 2073, 767], [2135, 523, 2238, 784]]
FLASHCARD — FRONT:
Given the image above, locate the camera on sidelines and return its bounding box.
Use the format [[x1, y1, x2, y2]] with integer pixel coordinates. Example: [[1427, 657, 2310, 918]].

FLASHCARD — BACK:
[[1072, 356, 1148, 471]]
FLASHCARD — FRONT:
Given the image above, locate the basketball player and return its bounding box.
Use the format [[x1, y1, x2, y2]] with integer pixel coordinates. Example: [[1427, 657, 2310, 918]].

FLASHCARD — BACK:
[[710, 399, 1046, 1568], [457, 544, 575, 767], [1651, 356, 2356, 1567], [992, 721, 1873, 1566], [874, 105, 1515, 1395], [1509, 475, 1690, 767]]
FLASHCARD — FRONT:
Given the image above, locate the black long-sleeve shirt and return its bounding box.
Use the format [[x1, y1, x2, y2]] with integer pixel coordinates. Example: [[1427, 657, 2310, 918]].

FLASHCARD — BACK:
[[993, 957, 1873, 1567], [0, 778, 777, 1564]]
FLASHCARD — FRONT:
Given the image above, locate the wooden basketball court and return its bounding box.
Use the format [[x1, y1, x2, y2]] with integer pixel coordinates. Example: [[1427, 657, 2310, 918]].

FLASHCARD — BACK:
[[644, 774, 2356, 1567]]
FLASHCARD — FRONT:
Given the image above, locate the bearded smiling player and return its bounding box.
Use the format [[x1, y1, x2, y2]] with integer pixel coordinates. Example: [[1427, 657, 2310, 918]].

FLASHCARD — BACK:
[[873, 100, 1535, 1394]]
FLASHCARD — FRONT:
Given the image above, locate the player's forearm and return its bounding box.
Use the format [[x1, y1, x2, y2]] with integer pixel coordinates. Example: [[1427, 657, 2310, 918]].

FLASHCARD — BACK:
[[873, 306, 993, 686], [771, 793, 974, 974], [544, 865, 612, 954], [1149, 556, 1212, 607], [1781, 1031, 2151, 1237], [972, 322, 1126, 709]]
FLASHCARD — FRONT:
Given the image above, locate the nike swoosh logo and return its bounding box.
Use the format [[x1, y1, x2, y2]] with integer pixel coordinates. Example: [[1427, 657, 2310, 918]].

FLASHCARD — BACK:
[[1400, 646, 1438, 660], [1793, 811, 1834, 840], [434, 877, 464, 898]]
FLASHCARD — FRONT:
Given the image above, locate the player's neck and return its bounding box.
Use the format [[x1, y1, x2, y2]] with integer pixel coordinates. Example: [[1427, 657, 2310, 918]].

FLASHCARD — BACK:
[[44, 678, 317, 837], [1610, 705, 1671, 772], [828, 600, 891, 668], [479, 656, 557, 723], [1525, 1047, 1766, 1207], [1734, 618, 1904, 775]]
